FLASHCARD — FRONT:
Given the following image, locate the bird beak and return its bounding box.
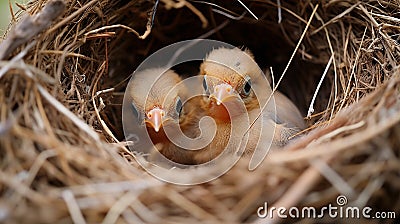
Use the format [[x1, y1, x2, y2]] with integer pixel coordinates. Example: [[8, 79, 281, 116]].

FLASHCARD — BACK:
[[209, 83, 237, 105], [145, 107, 165, 132]]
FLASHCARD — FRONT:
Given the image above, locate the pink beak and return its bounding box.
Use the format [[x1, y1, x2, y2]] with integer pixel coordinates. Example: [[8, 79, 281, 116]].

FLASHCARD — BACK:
[[210, 83, 236, 105], [145, 107, 165, 132]]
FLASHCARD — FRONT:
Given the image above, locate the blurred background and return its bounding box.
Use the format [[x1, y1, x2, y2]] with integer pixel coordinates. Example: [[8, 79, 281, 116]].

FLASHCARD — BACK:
[[1, 0, 26, 36]]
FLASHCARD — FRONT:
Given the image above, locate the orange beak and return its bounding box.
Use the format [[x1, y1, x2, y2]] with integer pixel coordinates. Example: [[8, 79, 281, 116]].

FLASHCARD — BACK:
[[209, 83, 237, 105], [145, 107, 165, 132]]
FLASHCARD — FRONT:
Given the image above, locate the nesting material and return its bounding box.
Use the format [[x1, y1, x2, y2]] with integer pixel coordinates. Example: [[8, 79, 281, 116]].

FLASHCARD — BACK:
[[0, 0, 399, 223]]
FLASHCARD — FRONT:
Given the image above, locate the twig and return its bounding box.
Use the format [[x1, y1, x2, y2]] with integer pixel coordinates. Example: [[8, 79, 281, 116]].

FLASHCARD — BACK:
[[36, 84, 100, 142], [269, 67, 275, 89], [0, 0, 66, 60], [0, 117, 14, 136], [184, 0, 208, 28], [62, 190, 87, 224], [129, 199, 162, 223], [102, 191, 139, 224], [310, 2, 338, 121], [8, 0, 16, 23], [164, 188, 219, 221], [0, 60, 55, 84], [25, 150, 57, 187], [307, 55, 334, 118], [163, 0, 208, 28], [0, 41, 36, 80], [46, 0, 97, 34], [139, 0, 160, 39], [276, 0, 282, 23], [269, 112, 400, 163], [212, 9, 245, 20], [339, 27, 368, 111], [246, 4, 319, 133], [237, 0, 258, 20], [313, 120, 365, 144], [0, 109, 22, 136], [85, 24, 151, 40], [311, 3, 360, 35], [39, 50, 97, 62], [0, 170, 47, 204], [354, 176, 384, 207], [83, 0, 158, 40], [191, 0, 240, 19], [370, 12, 400, 23], [252, 161, 324, 224], [310, 158, 355, 197], [90, 62, 120, 143]]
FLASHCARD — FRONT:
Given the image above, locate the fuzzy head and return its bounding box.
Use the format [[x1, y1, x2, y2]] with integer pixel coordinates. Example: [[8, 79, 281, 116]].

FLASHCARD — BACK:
[[200, 47, 271, 120], [130, 68, 184, 132]]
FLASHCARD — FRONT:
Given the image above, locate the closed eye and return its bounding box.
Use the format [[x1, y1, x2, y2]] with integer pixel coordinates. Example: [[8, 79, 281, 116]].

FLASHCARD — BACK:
[[202, 75, 209, 95], [175, 97, 183, 115]]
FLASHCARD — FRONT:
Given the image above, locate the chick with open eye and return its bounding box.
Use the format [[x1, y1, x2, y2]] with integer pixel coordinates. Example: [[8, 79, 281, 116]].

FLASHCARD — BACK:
[[195, 47, 306, 164], [128, 68, 198, 164]]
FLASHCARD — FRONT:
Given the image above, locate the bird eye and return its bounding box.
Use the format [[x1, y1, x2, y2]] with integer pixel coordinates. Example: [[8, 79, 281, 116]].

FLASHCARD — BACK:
[[175, 97, 183, 115], [242, 77, 252, 96], [202, 75, 209, 94]]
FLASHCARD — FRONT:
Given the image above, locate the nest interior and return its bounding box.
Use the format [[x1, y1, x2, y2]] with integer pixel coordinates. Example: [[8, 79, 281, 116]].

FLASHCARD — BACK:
[[0, 0, 399, 223]]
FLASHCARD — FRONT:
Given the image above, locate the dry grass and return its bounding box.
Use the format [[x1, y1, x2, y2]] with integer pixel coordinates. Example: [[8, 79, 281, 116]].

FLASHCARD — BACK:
[[0, 0, 399, 223]]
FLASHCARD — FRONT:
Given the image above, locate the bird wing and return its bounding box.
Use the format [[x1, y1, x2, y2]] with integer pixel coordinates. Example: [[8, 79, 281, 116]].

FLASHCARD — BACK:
[[246, 109, 276, 170], [273, 91, 306, 130], [246, 96, 304, 170]]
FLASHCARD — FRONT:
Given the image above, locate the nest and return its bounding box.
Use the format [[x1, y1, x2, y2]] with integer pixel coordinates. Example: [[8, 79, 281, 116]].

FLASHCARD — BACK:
[[0, 0, 399, 223]]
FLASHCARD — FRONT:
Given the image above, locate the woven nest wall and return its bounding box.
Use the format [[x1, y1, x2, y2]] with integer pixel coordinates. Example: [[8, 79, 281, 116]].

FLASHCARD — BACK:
[[0, 0, 399, 223]]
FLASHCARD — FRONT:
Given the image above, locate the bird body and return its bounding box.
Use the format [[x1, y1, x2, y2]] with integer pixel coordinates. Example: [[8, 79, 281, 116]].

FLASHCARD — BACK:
[[127, 48, 305, 166], [194, 47, 305, 164], [128, 68, 197, 164]]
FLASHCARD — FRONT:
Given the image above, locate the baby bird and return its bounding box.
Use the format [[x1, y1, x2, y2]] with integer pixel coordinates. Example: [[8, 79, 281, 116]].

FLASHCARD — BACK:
[[195, 47, 306, 165], [128, 68, 198, 165]]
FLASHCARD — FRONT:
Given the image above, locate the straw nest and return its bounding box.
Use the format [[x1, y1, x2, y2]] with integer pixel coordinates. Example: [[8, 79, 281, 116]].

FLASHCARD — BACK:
[[0, 0, 399, 223]]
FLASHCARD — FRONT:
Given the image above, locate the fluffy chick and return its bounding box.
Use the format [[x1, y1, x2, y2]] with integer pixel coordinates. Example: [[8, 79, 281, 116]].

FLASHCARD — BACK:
[[195, 47, 305, 164], [128, 68, 197, 164]]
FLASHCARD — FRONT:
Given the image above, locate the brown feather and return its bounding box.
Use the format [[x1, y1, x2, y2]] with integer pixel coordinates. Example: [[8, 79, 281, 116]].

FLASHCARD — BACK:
[[194, 47, 306, 164], [129, 68, 198, 164]]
